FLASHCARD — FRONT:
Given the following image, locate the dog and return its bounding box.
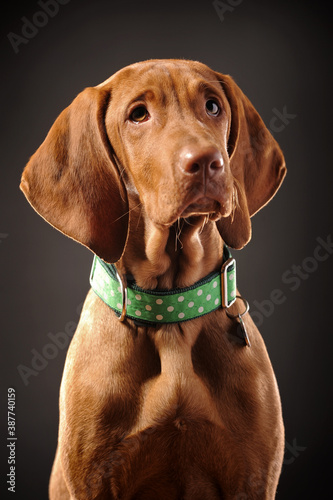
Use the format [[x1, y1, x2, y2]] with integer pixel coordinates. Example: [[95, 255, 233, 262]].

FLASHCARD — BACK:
[[20, 59, 286, 499]]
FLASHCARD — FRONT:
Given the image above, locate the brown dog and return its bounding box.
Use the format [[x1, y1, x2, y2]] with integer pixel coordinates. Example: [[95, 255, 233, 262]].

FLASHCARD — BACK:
[[21, 59, 286, 499]]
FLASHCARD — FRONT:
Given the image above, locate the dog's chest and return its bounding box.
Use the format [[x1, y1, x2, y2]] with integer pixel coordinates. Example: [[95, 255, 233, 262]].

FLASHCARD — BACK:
[[130, 322, 224, 434]]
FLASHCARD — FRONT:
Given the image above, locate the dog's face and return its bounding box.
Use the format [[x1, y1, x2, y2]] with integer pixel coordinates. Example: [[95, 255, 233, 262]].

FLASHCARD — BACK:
[[105, 61, 233, 227], [20, 59, 286, 263]]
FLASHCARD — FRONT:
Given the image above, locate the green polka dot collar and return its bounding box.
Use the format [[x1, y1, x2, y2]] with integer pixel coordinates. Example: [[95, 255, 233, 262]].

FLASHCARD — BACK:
[[90, 246, 236, 325]]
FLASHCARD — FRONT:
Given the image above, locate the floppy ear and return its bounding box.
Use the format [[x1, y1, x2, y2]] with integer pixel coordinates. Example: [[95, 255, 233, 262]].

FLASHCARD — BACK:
[[216, 73, 286, 249], [20, 86, 129, 263]]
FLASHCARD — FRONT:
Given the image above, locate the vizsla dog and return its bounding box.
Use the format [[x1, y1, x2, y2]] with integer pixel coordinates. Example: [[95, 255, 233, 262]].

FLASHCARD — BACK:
[[21, 59, 286, 499]]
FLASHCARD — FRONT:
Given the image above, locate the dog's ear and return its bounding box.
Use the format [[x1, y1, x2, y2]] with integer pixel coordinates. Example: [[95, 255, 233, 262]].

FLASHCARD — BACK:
[[215, 73, 286, 249], [20, 86, 129, 263]]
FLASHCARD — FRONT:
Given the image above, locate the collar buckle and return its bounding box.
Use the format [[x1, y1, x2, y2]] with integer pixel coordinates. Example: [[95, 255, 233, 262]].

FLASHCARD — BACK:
[[221, 257, 237, 308], [115, 268, 128, 322]]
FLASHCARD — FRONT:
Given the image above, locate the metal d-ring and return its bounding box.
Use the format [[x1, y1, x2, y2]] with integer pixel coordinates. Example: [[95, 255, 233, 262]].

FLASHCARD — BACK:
[[115, 268, 128, 322], [225, 295, 251, 347], [225, 295, 250, 319]]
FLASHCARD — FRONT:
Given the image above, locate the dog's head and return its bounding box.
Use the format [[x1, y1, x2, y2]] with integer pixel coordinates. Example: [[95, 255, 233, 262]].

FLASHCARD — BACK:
[[20, 59, 286, 263]]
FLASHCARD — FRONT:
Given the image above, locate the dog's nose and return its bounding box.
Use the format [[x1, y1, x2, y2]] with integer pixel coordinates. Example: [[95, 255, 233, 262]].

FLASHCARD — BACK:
[[179, 146, 224, 178]]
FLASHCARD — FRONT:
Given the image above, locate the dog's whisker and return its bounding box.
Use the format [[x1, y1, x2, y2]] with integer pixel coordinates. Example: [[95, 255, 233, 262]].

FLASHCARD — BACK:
[[174, 218, 184, 251], [136, 205, 144, 230], [112, 202, 143, 224], [198, 215, 209, 234]]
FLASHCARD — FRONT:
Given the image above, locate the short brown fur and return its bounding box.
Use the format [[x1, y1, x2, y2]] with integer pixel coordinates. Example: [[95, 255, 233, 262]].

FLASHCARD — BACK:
[[20, 59, 286, 499]]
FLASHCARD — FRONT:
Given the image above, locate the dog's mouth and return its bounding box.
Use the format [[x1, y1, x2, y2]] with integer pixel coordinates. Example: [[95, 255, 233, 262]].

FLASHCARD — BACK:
[[181, 197, 220, 218], [145, 182, 234, 227], [180, 186, 234, 218]]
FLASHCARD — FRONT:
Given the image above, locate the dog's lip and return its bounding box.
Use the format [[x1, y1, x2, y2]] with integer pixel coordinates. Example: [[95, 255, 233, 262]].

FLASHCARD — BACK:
[[152, 191, 233, 226], [180, 197, 219, 217]]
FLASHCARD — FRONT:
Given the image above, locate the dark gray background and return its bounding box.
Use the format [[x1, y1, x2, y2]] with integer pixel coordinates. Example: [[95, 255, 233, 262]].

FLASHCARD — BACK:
[[1, 0, 332, 498]]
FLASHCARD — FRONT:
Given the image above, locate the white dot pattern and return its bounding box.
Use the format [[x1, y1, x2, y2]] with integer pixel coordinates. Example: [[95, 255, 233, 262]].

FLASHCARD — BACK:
[[91, 254, 237, 325]]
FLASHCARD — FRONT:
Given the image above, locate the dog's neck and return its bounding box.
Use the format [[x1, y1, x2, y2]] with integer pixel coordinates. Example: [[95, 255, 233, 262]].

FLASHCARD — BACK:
[[117, 205, 224, 291]]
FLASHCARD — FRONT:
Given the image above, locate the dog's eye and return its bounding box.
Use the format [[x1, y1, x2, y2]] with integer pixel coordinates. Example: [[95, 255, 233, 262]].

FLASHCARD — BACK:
[[206, 99, 220, 116], [130, 106, 149, 123]]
